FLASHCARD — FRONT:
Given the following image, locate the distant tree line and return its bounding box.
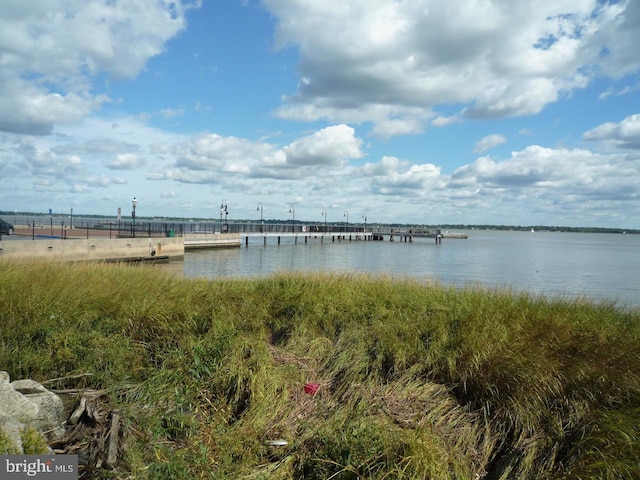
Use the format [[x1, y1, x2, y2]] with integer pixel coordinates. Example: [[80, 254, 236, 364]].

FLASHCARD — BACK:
[[427, 224, 639, 234]]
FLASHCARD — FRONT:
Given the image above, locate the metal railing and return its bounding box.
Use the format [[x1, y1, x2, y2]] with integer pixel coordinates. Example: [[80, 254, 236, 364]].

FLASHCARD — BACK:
[[1, 214, 438, 241], [2, 217, 377, 240]]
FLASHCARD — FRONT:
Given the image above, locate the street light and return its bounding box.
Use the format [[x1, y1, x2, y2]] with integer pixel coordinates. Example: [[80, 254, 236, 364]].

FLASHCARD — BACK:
[[321, 208, 327, 232], [362, 213, 367, 232], [70, 205, 74, 229], [344, 210, 349, 232], [219, 200, 228, 232], [131, 197, 137, 238], [257, 202, 263, 232], [289, 207, 296, 232]]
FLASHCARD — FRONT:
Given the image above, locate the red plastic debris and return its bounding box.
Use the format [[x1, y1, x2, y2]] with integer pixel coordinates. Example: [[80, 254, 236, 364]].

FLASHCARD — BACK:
[[304, 382, 319, 395]]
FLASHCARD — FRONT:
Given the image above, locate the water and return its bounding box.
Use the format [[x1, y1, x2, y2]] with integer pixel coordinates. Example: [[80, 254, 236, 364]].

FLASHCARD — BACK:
[[158, 230, 640, 308]]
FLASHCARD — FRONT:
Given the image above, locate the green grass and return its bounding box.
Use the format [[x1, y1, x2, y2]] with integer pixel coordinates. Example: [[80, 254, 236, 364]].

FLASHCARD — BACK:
[[0, 260, 639, 479]]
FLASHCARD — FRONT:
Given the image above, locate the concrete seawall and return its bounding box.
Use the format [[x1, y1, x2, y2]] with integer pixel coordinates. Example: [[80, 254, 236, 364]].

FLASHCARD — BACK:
[[0, 237, 184, 262]]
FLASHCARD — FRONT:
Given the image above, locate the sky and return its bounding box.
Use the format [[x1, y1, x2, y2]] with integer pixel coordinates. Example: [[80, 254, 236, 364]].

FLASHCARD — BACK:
[[1, 0, 640, 228]]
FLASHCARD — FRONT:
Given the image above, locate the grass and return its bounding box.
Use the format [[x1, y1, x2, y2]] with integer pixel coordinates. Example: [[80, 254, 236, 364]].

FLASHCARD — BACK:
[[0, 259, 639, 479]]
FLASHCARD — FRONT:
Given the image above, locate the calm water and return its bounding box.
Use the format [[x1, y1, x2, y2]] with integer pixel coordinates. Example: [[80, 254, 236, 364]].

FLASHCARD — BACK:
[[158, 230, 640, 308]]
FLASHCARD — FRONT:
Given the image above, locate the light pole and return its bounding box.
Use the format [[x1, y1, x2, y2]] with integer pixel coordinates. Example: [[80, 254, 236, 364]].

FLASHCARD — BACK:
[[321, 208, 327, 232], [257, 202, 263, 232], [131, 197, 137, 238], [220, 200, 228, 232], [289, 206, 295, 231], [362, 213, 367, 233], [70, 205, 74, 229], [344, 210, 349, 232]]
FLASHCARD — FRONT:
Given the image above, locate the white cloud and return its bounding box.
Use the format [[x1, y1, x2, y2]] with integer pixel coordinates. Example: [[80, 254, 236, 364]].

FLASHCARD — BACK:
[[371, 163, 442, 195], [176, 133, 268, 172], [107, 153, 146, 170], [283, 125, 363, 166], [361, 156, 409, 176], [432, 115, 460, 127], [267, 0, 637, 135], [474, 134, 507, 154], [450, 146, 638, 202], [583, 114, 640, 150], [3, 111, 640, 226], [0, 0, 197, 135]]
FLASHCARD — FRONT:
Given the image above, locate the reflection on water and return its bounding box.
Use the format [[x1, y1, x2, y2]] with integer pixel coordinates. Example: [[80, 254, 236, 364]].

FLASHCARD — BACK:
[[156, 231, 640, 307]]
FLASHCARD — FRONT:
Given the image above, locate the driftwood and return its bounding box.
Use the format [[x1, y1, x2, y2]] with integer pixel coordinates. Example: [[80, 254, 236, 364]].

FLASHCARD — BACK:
[[106, 410, 120, 469], [50, 390, 122, 474]]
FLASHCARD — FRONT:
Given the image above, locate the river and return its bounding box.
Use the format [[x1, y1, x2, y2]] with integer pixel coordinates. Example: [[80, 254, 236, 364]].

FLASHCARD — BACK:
[[157, 229, 640, 308]]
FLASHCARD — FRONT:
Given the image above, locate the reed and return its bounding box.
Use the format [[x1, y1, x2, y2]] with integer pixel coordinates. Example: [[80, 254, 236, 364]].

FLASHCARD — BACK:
[[1, 260, 638, 479]]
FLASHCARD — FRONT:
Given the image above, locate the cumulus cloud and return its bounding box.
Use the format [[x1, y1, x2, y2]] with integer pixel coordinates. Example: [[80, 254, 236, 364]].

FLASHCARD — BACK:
[[360, 156, 409, 176], [0, 0, 198, 135], [4, 111, 640, 226], [371, 163, 442, 195], [583, 114, 640, 150], [474, 134, 507, 154], [107, 153, 146, 170], [266, 0, 638, 136], [450, 145, 638, 201], [175, 134, 267, 172], [142, 124, 366, 184], [358, 155, 441, 196], [283, 125, 363, 166]]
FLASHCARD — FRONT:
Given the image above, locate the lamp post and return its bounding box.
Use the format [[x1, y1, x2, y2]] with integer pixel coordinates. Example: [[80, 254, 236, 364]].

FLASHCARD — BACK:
[[131, 197, 137, 238], [257, 202, 263, 232], [289, 207, 295, 232], [70, 205, 74, 229], [344, 210, 349, 232], [321, 208, 327, 232], [362, 213, 367, 233], [219, 200, 228, 232]]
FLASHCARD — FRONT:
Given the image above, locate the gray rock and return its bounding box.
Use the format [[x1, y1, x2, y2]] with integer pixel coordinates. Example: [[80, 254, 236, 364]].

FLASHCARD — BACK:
[[0, 371, 67, 452], [0, 375, 38, 423], [12, 379, 66, 441], [0, 413, 24, 453]]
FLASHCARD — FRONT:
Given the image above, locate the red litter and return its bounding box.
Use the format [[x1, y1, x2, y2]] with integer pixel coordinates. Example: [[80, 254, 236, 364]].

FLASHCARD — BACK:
[[304, 382, 319, 395]]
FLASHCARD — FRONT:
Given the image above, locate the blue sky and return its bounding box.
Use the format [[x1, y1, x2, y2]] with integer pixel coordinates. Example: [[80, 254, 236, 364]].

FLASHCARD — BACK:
[[1, 0, 640, 228]]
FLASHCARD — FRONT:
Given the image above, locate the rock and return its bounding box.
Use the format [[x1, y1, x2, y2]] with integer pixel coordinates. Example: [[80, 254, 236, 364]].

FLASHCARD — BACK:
[[0, 375, 39, 423], [12, 379, 66, 441], [0, 371, 66, 452], [0, 414, 24, 453]]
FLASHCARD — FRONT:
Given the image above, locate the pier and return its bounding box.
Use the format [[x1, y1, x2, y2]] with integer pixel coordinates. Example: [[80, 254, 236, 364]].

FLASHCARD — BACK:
[[0, 220, 467, 262], [236, 229, 467, 247]]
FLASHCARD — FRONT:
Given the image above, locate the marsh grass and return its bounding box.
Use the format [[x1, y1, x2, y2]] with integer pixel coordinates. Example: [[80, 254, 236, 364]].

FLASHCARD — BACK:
[[1, 259, 639, 479]]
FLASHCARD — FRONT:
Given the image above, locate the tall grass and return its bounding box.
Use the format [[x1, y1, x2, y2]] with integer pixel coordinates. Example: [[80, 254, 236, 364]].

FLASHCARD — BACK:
[[1, 259, 638, 479]]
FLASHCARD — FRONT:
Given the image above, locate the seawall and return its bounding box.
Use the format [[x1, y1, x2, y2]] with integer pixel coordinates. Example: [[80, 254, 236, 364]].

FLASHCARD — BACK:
[[0, 237, 184, 262]]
